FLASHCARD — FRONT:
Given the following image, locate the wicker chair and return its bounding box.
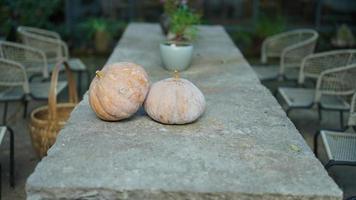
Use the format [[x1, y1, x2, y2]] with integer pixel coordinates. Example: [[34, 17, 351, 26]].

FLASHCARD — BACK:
[[0, 41, 49, 80], [252, 29, 319, 81], [0, 58, 67, 123], [298, 49, 356, 85], [17, 26, 89, 95], [278, 63, 356, 128], [17, 26, 67, 64], [318, 129, 356, 200], [318, 130, 356, 168], [314, 92, 356, 157]]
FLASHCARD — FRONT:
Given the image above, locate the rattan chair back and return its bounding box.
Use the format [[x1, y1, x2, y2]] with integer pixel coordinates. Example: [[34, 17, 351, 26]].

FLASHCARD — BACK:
[[0, 58, 30, 94], [17, 26, 69, 64], [261, 29, 318, 64], [315, 63, 356, 102], [299, 49, 356, 84], [0, 41, 49, 79]]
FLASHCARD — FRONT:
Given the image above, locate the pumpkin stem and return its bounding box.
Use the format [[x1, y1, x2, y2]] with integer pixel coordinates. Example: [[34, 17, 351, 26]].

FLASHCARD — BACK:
[[173, 70, 180, 79], [96, 70, 104, 78]]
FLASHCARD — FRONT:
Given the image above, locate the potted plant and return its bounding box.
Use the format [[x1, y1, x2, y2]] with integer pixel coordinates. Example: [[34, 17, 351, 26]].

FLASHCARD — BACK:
[[80, 18, 125, 53], [160, 5, 201, 71], [332, 24, 355, 47]]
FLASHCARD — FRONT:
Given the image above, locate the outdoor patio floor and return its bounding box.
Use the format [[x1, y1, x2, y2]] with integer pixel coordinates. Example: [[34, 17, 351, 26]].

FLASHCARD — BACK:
[[0, 58, 355, 200]]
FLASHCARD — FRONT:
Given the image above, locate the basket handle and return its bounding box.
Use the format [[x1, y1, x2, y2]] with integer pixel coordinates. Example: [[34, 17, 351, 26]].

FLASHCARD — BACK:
[[48, 60, 78, 121]]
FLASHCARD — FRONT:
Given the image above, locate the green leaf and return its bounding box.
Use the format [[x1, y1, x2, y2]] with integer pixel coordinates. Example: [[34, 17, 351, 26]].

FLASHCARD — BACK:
[[289, 144, 302, 152], [169, 6, 201, 42]]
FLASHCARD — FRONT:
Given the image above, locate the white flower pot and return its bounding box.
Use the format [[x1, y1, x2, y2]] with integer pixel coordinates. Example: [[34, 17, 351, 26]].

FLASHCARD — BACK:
[[160, 42, 193, 71]]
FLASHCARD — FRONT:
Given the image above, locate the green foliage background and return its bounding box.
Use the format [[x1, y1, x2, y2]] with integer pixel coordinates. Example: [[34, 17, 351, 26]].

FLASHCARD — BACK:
[[0, 0, 64, 39], [78, 18, 126, 41]]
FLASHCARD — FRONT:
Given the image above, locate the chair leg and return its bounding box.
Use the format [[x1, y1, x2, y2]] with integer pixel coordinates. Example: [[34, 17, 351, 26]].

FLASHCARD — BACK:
[[2, 102, 8, 125], [285, 108, 292, 117], [273, 89, 279, 97], [339, 110, 344, 130], [291, 79, 299, 86], [7, 127, 14, 188], [317, 103, 322, 121], [23, 99, 28, 119], [313, 131, 321, 157]]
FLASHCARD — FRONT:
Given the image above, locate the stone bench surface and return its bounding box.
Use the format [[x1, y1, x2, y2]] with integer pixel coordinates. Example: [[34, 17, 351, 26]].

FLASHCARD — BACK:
[[26, 23, 342, 200]]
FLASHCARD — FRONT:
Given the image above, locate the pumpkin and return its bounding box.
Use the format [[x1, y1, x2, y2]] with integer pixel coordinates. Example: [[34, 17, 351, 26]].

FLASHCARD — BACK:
[[89, 62, 149, 121], [144, 72, 205, 124]]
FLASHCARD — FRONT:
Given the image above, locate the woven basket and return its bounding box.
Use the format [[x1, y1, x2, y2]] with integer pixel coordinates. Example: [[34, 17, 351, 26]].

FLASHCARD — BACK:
[[29, 60, 78, 158]]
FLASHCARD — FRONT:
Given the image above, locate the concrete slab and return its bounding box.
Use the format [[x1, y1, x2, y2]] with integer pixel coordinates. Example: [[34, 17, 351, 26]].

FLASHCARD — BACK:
[[26, 23, 342, 200]]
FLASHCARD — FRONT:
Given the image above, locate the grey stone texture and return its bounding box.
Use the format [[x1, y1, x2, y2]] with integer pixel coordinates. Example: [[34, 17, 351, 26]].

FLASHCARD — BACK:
[[26, 23, 342, 200]]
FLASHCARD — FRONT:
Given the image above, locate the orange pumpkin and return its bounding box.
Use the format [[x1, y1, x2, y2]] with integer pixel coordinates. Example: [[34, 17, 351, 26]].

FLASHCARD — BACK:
[[89, 62, 149, 121], [144, 74, 205, 124]]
